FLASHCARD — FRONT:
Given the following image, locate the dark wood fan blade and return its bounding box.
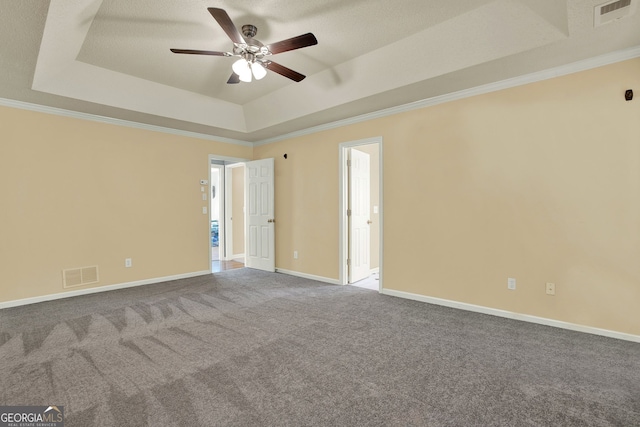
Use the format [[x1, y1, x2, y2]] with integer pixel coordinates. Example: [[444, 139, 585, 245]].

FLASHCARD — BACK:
[[266, 61, 306, 82], [267, 33, 317, 55], [227, 73, 240, 84], [208, 7, 245, 45], [170, 49, 228, 56]]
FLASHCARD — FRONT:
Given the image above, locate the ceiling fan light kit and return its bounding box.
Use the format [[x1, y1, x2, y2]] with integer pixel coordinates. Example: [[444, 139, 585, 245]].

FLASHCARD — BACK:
[[232, 58, 253, 82], [171, 7, 317, 84]]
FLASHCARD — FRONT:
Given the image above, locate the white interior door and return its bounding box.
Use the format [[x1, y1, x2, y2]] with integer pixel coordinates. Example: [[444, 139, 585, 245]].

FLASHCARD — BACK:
[[245, 158, 275, 272], [349, 148, 370, 283]]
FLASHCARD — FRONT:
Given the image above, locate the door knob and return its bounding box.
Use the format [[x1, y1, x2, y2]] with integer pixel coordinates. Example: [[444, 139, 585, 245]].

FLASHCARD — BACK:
[[268, 219, 276, 223], [367, 220, 372, 225]]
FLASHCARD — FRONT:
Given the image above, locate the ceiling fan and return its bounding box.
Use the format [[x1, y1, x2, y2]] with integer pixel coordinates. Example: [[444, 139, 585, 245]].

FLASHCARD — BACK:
[[171, 7, 318, 84]]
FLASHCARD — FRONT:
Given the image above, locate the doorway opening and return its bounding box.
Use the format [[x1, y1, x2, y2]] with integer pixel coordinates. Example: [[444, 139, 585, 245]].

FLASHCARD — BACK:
[[224, 163, 246, 269], [339, 137, 383, 291], [209, 156, 248, 273], [210, 164, 223, 263]]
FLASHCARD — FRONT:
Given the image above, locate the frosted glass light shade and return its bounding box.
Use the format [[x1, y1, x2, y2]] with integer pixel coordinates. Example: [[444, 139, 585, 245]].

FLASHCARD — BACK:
[[251, 62, 267, 80], [232, 58, 252, 82], [232, 58, 247, 75]]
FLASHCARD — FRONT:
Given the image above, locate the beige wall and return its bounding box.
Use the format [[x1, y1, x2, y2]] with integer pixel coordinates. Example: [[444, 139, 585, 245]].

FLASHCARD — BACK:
[[231, 165, 245, 256], [2, 58, 639, 337], [0, 106, 251, 302], [255, 141, 341, 276], [255, 58, 640, 336]]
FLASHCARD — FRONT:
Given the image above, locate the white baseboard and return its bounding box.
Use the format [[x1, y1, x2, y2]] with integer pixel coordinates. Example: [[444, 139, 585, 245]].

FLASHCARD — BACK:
[[229, 253, 245, 261], [6, 270, 636, 343], [275, 268, 341, 285], [0, 270, 211, 310], [381, 289, 640, 344], [370, 267, 380, 275]]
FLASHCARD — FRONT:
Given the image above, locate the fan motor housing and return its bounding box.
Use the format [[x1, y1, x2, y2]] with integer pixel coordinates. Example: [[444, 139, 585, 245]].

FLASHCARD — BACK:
[[242, 24, 258, 38]]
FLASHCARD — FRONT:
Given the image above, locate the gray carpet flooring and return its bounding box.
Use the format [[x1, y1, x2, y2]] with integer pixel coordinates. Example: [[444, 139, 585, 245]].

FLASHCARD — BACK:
[[0, 269, 638, 426]]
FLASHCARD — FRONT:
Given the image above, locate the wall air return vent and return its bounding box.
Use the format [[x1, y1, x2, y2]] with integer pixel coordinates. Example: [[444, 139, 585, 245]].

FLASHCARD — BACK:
[[63, 266, 99, 288], [594, 0, 636, 26]]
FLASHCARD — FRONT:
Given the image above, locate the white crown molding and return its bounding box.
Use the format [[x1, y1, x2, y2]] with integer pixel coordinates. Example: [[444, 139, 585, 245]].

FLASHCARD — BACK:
[[254, 45, 640, 146], [0, 97, 253, 147], [382, 288, 640, 344], [0, 270, 211, 310], [3, 45, 639, 148]]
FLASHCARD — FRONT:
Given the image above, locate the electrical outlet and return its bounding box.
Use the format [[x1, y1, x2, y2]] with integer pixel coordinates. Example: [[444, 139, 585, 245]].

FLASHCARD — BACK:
[[293, 251, 298, 259], [125, 258, 132, 268], [507, 277, 516, 290], [546, 282, 555, 295]]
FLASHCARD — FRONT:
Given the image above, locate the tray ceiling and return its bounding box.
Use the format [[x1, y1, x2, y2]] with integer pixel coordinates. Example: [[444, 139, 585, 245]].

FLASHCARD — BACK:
[[1, 0, 640, 143]]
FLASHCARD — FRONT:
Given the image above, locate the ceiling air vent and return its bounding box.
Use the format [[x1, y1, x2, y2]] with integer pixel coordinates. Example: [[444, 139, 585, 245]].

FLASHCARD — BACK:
[[63, 266, 99, 288], [594, 0, 637, 26]]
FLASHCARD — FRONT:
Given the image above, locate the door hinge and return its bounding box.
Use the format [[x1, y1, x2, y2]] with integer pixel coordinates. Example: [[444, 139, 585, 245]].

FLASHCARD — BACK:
[[347, 160, 351, 167], [347, 259, 351, 266], [347, 209, 351, 216]]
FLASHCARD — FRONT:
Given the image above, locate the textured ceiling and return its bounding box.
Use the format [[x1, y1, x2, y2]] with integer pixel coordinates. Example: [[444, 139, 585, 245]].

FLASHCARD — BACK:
[[1, 0, 640, 143]]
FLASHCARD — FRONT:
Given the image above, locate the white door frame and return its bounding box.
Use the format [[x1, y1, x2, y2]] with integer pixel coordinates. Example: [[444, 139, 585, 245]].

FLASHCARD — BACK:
[[208, 154, 249, 272], [338, 137, 383, 290]]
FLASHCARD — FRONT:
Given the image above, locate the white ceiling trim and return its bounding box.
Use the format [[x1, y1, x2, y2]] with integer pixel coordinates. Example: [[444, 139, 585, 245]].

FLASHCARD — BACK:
[[31, 0, 570, 136], [255, 45, 640, 146], [0, 97, 253, 147], [6, 45, 638, 149]]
